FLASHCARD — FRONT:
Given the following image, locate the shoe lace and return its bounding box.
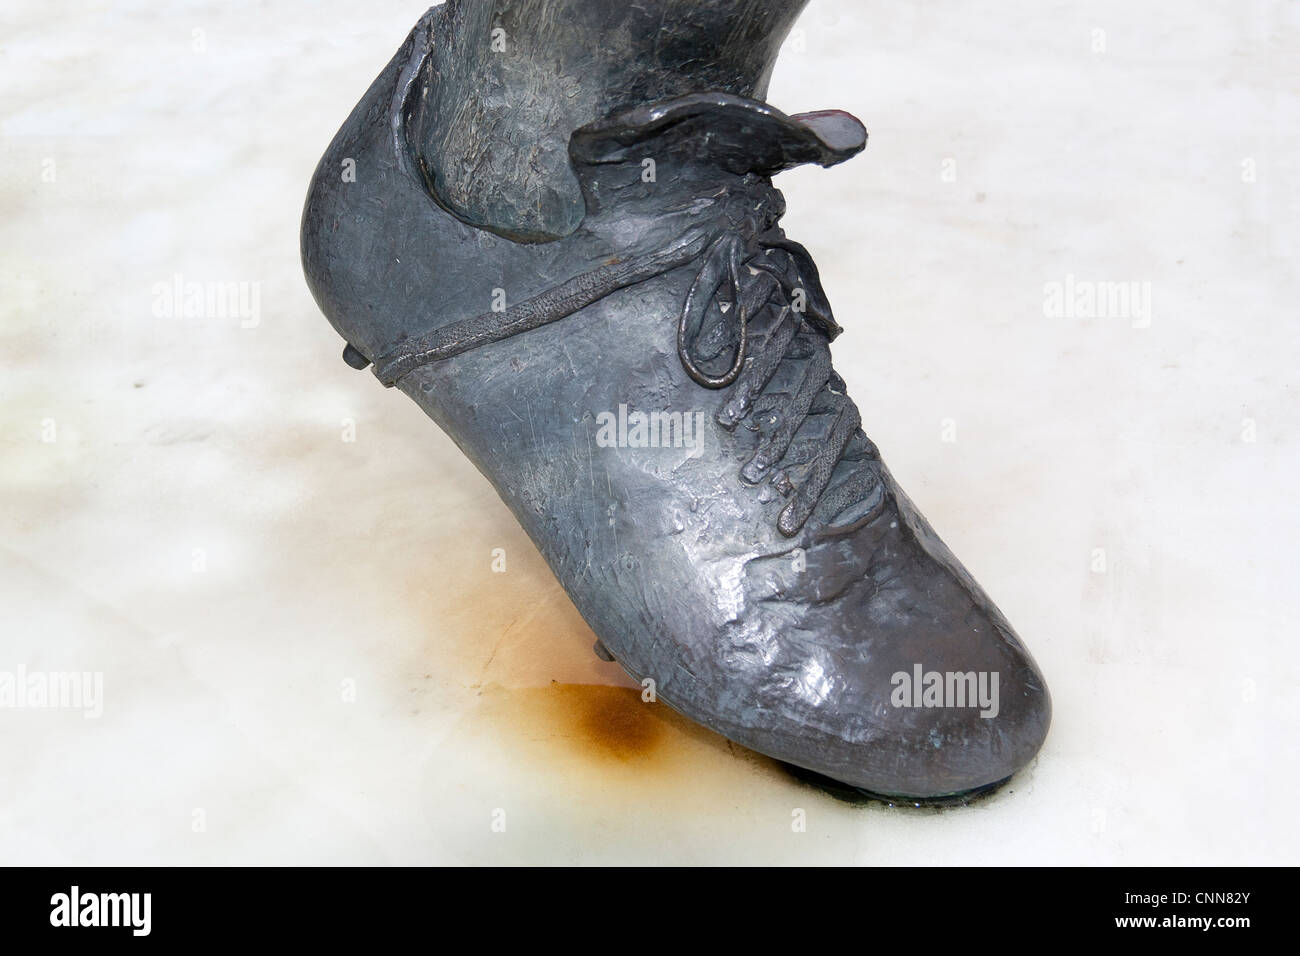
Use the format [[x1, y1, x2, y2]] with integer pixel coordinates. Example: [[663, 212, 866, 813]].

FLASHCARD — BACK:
[[369, 185, 883, 538], [676, 195, 882, 536]]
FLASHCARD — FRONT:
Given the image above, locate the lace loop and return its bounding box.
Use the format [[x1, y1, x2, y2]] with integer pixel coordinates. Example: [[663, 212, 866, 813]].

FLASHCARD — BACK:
[[678, 235, 758, 388]]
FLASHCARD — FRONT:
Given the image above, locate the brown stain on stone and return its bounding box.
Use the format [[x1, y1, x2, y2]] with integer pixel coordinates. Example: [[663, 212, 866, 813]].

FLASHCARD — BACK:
[[461, 679, 802, 815], [566, 683, 668, 761]]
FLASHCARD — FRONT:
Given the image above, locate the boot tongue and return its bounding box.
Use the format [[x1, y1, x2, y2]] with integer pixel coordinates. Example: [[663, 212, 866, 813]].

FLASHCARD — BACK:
[[569, 92, 866, 177]]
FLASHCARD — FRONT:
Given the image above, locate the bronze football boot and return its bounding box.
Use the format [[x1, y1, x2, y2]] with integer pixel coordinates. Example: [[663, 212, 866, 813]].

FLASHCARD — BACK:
[[301, 0, 1051, 800]]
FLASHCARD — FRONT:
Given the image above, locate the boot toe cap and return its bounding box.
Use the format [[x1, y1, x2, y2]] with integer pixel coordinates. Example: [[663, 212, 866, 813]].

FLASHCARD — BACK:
[[729, 482, 1052, 799]]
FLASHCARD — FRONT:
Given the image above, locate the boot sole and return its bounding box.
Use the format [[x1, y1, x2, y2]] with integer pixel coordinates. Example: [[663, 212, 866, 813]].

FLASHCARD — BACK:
[[782, 762, 1015, 808]]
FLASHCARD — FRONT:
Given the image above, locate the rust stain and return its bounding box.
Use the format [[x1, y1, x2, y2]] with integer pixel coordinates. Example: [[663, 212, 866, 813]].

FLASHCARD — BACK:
[[554, 682, 668, 761], [468, 680, 787, 799]]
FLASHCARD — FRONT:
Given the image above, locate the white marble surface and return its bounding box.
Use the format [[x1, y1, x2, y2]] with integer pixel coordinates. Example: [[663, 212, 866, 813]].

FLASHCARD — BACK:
[[2, 0, 1297, 864]]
